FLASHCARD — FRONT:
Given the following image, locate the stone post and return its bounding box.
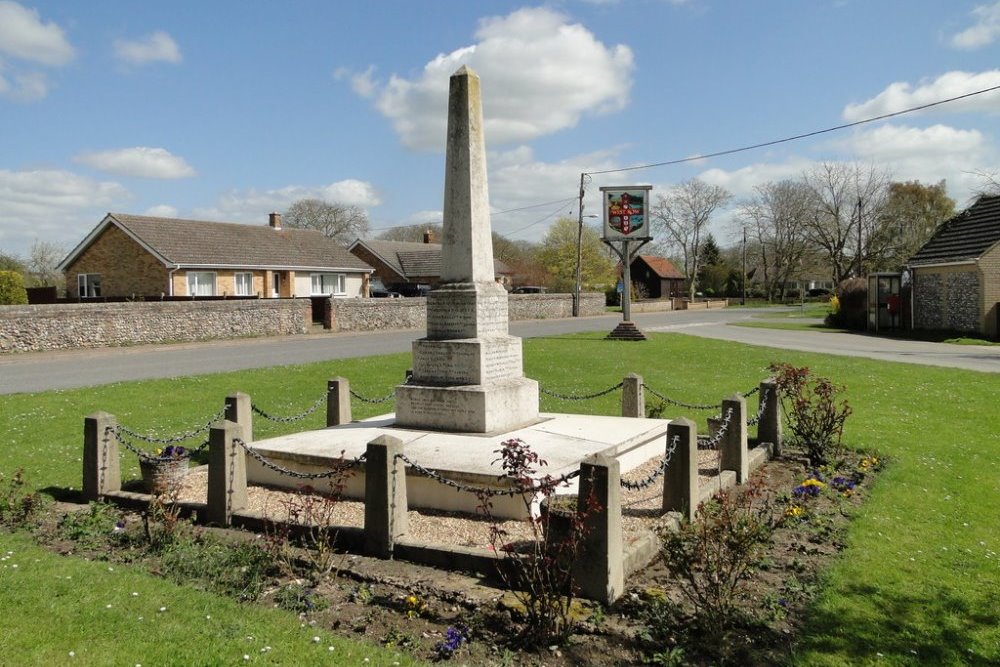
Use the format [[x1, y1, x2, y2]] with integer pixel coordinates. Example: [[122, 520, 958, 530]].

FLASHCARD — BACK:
[[621, 373, 645, 418], [364, 435, 409, 558], [83, 412, 120, 501], [575, 454, 623, 604], [720, 394, 749, 483], [662, 417, 698, 521], [757, 379, 782, 456], [327, 377, 352, 426], [207, 420, 247, 526], [224, 392, 252, 444]]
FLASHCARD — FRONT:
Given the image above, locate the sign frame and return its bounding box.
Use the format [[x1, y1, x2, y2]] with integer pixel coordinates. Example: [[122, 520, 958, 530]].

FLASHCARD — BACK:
[[600, 185, 653, 242]]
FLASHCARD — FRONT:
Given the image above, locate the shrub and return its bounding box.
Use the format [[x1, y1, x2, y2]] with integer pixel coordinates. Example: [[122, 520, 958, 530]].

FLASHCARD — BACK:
[[0, 469, 44, 528], [477, 438, 599, 647], [0, 270, 28, 305], [658, 480, 777, 635], [825, 277, 867, 330], [769, 362, 852, 466]]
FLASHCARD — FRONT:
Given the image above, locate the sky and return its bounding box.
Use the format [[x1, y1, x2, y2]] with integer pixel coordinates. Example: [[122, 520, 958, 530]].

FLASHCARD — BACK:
[[1, 0, 998, 259]]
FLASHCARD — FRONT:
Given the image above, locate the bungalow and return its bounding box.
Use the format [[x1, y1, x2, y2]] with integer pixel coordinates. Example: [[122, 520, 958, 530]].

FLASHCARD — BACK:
[[907, 194, 1000, 339], [57, 212, 373, 299], [348, 231, 513, 292]]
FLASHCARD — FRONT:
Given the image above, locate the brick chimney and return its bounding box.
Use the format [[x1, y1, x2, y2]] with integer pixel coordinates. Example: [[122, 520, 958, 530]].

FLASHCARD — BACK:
[[423, 229, 433, 244], [269, 212, 282, 230]]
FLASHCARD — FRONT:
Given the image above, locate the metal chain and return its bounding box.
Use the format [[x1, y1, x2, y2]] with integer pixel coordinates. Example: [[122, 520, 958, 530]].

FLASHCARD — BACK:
[[620, 434, 681, 491], [396, 452, 581, 498], [99, 423, 109, 496], [698, 406, 734, 450], [747, 389, 768, 426], [233, 438, 365, 479], [742, 385, 761, 397], [110, 425, 208, 462], [115, 409, 224, 445], [349, 388, 396, 404], [539, 381, 624, 401], [642, 384, 718, 411], [251, 393, 327, 423]]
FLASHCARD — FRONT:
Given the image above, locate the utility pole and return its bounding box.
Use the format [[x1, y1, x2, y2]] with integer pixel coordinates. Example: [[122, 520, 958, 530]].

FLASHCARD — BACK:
[[573, 172, 586, 317], [856, 196, 863, 278], [741, 226, 747, 306]]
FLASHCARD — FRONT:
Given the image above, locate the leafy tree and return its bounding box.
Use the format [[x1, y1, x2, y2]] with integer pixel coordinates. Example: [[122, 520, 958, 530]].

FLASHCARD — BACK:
[[0, 252, 26, 274], [651, 178, 732, 298], [869, 180, 955, 270], [537, 217, 614, 293], [0, 270, 28, 305], [283, 199, 369, 245]]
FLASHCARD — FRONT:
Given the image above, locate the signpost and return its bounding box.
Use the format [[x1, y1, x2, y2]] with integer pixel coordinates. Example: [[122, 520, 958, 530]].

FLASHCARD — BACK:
[[600, 186, 652, 329]]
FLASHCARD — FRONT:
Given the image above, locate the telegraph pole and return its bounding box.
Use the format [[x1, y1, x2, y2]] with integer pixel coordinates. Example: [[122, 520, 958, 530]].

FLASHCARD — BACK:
[[573, 172, 586, 317]]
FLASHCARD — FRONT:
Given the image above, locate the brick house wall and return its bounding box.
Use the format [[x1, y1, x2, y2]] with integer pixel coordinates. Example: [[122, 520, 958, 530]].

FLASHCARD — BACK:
[[65, 225, 169, 297], [171, 270, 267, 297], [348, 245, 404, 289], [979, 242, 1000, 339]]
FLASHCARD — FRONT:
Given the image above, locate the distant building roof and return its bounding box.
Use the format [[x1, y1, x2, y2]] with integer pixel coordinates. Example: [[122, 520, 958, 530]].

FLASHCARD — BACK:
[[908, 195, 1000, 266], [350, 238, 508, 281], [59, 213, 372, 272], [634, 255, 685, 279]]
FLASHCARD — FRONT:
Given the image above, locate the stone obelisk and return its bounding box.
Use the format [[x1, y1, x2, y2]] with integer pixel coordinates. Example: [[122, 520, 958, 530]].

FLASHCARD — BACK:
[[394, 66, 539, 433]]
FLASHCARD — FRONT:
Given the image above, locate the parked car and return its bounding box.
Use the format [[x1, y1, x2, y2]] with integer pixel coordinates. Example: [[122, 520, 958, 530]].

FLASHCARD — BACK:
[[391, 283, 431, 297], [807, 288, 832, 297], [370, 288, 401, 298], [511, 286, 547, 294]]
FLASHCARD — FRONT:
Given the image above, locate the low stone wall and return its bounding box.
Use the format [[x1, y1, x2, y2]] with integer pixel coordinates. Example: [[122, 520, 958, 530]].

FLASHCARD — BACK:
[[325, 292, 605, 332], [629, 299, 674, 314], [0, 299, 310, 353]]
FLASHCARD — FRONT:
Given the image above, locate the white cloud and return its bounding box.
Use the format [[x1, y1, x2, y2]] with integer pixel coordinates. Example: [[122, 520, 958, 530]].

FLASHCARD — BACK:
[[193, 179, 381, 223], [843, 70, 1000, 121], [951, 1, 1000, 49], [74, 147, 196, 179], [697, 159, 816, 199], [0, 169, 129, 255], [345, 7, 634, 151], [0, 68, 48, 101], [143, 204, 179, 218], [113, 30, 182, 65], [335, 65, 377, 97], [0, 1, 74, 65]]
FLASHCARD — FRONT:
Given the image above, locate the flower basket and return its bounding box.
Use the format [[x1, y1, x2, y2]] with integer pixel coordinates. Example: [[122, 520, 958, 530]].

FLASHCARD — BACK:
[[139, 456, 189, 494]]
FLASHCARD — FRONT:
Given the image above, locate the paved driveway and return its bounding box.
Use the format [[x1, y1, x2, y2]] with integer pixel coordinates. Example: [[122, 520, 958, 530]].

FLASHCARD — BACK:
[[2, 307, 998, 394]]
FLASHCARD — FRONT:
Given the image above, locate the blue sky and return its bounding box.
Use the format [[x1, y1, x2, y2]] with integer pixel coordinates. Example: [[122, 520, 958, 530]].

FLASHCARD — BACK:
[[1, 0, 998, 257]]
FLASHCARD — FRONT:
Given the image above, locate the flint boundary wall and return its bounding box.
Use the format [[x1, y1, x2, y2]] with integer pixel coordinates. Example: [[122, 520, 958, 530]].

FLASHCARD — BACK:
[[1, 292, 606, 353], [0, 299, 310, 353], [325, 292, 606, 332]]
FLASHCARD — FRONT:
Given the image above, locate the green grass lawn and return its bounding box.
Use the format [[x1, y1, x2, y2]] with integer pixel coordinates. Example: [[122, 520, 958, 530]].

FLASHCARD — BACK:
[[2, 334, 999, 665]]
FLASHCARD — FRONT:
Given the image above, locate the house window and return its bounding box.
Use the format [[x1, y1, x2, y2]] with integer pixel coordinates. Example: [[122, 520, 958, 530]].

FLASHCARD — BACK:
[[78, 273, 101, 298], [187, 271, 216, 296], [311, 273, 346, 296], [234, 272, 253, 296]]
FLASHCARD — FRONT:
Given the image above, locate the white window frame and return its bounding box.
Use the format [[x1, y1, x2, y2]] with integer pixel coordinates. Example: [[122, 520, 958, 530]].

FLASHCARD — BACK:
[[77, 273, 101, 298], [186, 271, 217, 297], [310, 273, 346, 296], [234, 272, 253, 296]]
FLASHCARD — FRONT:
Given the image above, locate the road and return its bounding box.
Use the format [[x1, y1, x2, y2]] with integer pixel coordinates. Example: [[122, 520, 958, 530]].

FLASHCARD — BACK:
[[2, 307, 998, 394]]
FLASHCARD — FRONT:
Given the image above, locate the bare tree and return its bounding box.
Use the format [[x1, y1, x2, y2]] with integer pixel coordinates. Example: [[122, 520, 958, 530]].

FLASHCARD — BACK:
[[970, 169, 1000, 196], [737, 180, 814, 301], [284, 199, 369, 245], [650, 178, 732, 298], [801, 162, 890, 283], [376, 223, 443, 242], [26, 240, 66, 288]]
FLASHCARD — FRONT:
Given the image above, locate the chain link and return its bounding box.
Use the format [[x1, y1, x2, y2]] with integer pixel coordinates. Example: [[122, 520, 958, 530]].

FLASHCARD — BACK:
[[642, 384, 718, 411], [251, 393, 327, 423], [698, 406, 734, 450], [233, 438, 365, 479], [109, 425, 208, 462], [396, 452, 581, 498], [539, 381, 624, 401], [115, 409, 224, 445], [348, 388, 396, 404], [620, 434, 681, 491], [746, 389, 768, 426], [742, 385, 761, 397]]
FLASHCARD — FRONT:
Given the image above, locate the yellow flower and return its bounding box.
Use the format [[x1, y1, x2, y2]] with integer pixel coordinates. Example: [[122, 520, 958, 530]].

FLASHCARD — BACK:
[[802, 478, 826, 489], [785, 505, 804, 518]]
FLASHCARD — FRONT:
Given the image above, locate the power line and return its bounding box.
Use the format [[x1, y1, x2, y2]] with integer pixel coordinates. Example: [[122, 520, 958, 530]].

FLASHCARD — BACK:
[[586, 83, 1000, 177]]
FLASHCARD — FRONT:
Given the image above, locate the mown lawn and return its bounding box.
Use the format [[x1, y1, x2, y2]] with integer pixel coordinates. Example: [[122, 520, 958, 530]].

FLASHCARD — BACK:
[[2, 333, 998, 665]]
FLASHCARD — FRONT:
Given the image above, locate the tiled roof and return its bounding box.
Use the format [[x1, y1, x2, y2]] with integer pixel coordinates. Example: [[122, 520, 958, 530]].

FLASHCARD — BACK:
[[108, 213, 371, 271], [352, 239, 507, 280], [636, 255, 685, 279], [908, 195, 1000, 266]]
